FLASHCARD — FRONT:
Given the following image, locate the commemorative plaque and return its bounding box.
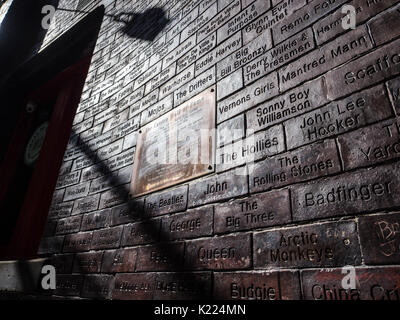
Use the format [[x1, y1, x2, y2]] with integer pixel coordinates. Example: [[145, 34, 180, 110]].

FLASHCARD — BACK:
[[131, 87, 216, 197]]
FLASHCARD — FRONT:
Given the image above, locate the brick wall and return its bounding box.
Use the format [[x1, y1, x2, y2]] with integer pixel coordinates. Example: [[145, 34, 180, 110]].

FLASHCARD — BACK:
[[38, 0, 400, 300]]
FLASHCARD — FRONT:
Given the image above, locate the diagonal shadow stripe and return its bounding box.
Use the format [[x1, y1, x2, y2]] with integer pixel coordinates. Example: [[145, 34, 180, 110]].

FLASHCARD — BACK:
[[68, 129, 212, 300]]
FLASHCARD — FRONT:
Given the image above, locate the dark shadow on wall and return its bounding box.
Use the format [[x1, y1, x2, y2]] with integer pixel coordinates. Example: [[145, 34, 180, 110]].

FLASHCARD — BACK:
[[56, 6, 171, 41], [0, 3, 205, 299], [0, 0, 59, 83], [62, 130, 212, 300], [114, 8, 170, 41]]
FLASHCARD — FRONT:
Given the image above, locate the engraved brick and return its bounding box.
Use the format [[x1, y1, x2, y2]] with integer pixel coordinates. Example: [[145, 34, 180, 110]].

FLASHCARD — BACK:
[[291, 162, 400, 221], [121, 219, 161, 246], [195, 31, 241, 76], [216, 124, 285, 172], [214, 270, 301, 300], [102, 248, 138, 273], [197, 0, 241, 42], [271, 0, 347, 44], [181, 3, 218, 41], [140, 94, 173, 126], [217, 114, 245, 147], [72, 194, 100, 215], [243, 0, 306, 45], [110, 199, 145, 226], [153, 272, 212, 300], [301, 266, 400, 300], [56, 215, 82, 235], [217, 68, 243, 100], [217, 0, 270, 44], [244, 28, 315, 85], [145, 63, 176, 95], [218, 72, 279, 123], [56, 171, 80, 189], [254, 220, 361, 269], [81, 209, 111, 231], [106, 148, 135, 172], [313, 0, 399, 45], [113, 273, 155, 300], [159, 64, 195, 99], [97, 139, 124, 161], [38, 236, 64, 255], [135, 243, 185, 272], [338, 118, 400, 170], [91, 226, 123, 250], [249, 140, 341, 193], [214, 189, 291, 233], [174, 67, 216, 106], [285, 84, 392, 149], [163, 35, 197, 68], [185, 233, 252, 270], [279, 26, 373, 92], [50, 254, 74, 274], [82, 275, 114, 299], [326, 37, 400, 100], [217, 30, 272, 81], [73, 251, 103, 273], [188, 167, 248, 207], [144, 185, 188, 217], [167, 8, 198, 42], [358, 212, 400, 265], [134, 62, 162, 90], [161, 206, 214, 241], [178, 33, 217, 73], [63, 232, 93, 253], [368, 4, 400, 46], [246, 77, 328, 132], [99, 185, 129, 209], [64, 182, 90, 201], [110, 115, 140, 141], [55, 275, 84, 296], [387, 76, 400, 114]]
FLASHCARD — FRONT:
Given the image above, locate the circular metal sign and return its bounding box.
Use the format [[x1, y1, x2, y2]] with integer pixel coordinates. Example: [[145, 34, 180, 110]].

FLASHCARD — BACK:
[[24, 122, 49, 166]]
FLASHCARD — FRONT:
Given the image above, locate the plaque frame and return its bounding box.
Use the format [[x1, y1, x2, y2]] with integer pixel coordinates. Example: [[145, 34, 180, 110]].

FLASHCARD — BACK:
[[130, 86, 216, 197]]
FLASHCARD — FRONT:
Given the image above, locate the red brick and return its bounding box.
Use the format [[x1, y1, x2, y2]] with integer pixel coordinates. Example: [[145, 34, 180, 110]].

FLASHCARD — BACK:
[[214, 189, 291, 233], [144, 185, 188, 217], [368, 4, 400, 46], [254, 220, 361, 269], [326, 37, 400, 100], [50, 254, 74, 274], [55, 215, 82, 235], [81, 209, 111, 231], [101, 248, 138, 273], [121, 219, 161, 246], [338, 118, 400, 170], [82, 275, 114, 299], [153, 272, 212, 300], [284, 84, 392, 149], [73, 251, 103, 273], [301, 266, 400, 300], [214, 270, 300, 300], [136, 243, 185, 272], [113, 273, 155, 300], [91, 226, 123, 250], [291, 162, 400, 221], [55, 275, 84, 296], [185, 234, 252, 270], [160, 207, 213, 241], [63, 232, 93, 253], [358, 212, 400, 265], [249, 140, 341, 192]]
